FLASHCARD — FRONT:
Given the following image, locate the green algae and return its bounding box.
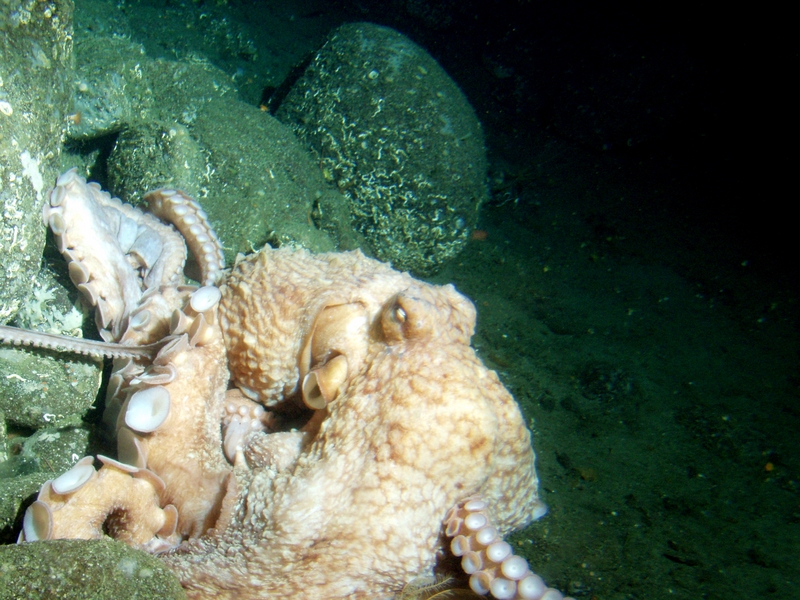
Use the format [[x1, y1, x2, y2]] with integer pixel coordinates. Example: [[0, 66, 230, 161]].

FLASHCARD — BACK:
[[0, 539, 186, 599]]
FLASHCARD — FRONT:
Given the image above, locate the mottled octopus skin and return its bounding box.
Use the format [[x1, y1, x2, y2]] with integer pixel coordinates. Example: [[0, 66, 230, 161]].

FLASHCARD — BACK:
[[162, 248, 544, 598], [11, 171, 549, 600]]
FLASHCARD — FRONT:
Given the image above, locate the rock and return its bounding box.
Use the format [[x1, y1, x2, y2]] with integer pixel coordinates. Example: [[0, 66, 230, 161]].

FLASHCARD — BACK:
[[0, 427, 93, 542], [0, 539, 186, 599], [65, 33, 360, 264], [276, 22, 489, 275], [0, 472, 49, 543], [106, 98, 361, 263], [0, 0, 75, 321], [1, 5, 104, 540], [0, 266, 102, 430]]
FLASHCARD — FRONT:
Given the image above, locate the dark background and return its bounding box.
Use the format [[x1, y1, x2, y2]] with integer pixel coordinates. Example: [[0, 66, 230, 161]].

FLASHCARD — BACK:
[[338, 0, 795, 286]]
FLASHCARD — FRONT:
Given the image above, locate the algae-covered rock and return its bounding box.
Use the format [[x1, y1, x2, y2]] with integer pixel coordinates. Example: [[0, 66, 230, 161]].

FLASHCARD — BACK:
[[10, 425, 92, 478], [0, 426, 93, 540], [106, 98, 362, 264], [0, 539, 186, 599], [277, 22, 489, 275], [66, 34, 237, 141], [65, 33, 360, 264], [0, 258, 103, 540], [0, 265, 102, 430], [0, 0, 74, 321], [0, 471, 48, 542]]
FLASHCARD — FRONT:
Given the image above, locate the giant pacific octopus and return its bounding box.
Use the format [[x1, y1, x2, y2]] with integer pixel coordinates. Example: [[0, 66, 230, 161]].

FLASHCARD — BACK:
[[0, 170, 573, 600]]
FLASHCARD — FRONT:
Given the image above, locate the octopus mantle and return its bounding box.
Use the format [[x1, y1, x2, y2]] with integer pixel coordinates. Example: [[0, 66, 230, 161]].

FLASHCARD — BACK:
[[2, 170, 561, 599]]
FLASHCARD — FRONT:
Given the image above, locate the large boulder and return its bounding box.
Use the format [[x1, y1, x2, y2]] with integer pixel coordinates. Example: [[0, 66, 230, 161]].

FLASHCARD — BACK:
[[277, 22, 489, 275]]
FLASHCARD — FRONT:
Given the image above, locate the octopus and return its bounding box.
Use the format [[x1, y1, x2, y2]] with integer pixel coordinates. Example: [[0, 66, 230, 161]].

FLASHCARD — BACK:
[[0, 169, 573, 600]]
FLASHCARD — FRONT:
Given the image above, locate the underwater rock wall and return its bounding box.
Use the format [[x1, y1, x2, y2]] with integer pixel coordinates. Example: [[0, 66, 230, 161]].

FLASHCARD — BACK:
[[0, 0, 74, 320]]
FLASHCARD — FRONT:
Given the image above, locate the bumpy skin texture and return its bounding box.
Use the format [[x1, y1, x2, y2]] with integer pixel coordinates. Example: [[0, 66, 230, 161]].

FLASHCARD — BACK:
[[167, 248, 543, 598], [13, 172, 546, 599]]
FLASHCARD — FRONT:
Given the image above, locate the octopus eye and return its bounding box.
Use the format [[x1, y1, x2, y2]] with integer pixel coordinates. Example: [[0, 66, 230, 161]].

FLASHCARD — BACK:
[[382, 293, 433, 342], [393, 305, 407, 324], [381, 297, 408, 341]]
